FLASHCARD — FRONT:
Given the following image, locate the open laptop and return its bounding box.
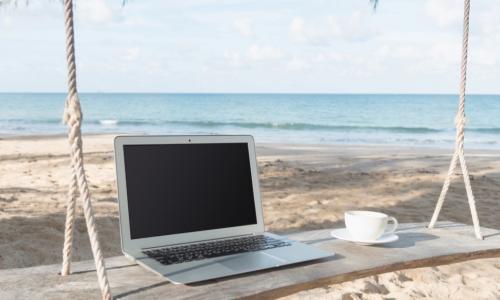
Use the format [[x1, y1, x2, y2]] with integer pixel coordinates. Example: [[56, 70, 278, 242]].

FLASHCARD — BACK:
[[114, 135, 334, 284]]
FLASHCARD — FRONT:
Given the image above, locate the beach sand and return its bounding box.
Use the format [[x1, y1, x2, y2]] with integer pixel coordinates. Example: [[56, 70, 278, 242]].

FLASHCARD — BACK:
[[0, 134, 499, 299]]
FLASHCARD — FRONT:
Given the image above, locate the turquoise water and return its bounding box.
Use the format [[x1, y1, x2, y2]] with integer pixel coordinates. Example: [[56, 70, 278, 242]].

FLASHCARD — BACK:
[[1, 93, 499, 148]]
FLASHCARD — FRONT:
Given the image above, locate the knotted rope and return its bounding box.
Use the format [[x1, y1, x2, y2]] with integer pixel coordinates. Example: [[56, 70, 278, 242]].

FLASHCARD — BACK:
[[60, 0, 113, 299], [428, 0, 483, 240]]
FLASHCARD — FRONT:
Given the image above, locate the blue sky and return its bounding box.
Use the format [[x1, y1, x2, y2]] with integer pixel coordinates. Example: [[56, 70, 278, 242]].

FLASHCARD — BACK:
[[0, 0, 499, 93]]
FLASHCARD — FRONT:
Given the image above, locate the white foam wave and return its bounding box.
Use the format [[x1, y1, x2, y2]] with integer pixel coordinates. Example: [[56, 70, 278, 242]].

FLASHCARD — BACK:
[[99, 119, 118, 126]]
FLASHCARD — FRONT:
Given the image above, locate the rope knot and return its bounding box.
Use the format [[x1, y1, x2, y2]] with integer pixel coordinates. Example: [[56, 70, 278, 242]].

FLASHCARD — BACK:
[[63, 94, 83, 125]]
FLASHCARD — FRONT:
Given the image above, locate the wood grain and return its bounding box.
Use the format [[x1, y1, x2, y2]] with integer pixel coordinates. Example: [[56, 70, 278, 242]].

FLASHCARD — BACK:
[[1, 222, 499, 300]]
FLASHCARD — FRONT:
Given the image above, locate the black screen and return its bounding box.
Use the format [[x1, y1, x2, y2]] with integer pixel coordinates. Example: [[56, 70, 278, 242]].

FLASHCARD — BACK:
[[123, 143, 257, 239]]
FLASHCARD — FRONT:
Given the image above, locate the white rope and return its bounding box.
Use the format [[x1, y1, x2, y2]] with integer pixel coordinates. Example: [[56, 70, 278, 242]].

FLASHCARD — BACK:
[[60, 0, 113, 299], [61, 162, 78, 276], [428, 0, 483, 240]]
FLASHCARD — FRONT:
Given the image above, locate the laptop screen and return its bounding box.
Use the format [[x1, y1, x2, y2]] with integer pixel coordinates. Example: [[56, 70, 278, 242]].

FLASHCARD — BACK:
[[123, 143, 258, 239]]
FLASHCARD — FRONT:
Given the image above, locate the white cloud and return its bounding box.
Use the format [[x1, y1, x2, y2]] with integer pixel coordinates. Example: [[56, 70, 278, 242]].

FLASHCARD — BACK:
[[330, 11, 372, 41], [289, 11, 374, 45], [391, 41, 461, 73], [424, 0, 462, 28], [360, 42, 461, 73], [224, 50, 243, 67], [234, 17, 253, 37], [289, 16, 329, 45], [1, 16, 12, 28], [429, 42, 461, 66], [391, 45, 421, 60], [122, 47, 140, 61], [296, 48, 383, 78], [289, 17, 307, 42], [1, 0, 500, 93], [76, 0, 120, 24], [327, 16, 343, 38], [473, 49, 497, 66], [287, 57, 310, 71], [477, 3, 500, 38], [224, 45, 284, 68], [247, 45, 283, 61]]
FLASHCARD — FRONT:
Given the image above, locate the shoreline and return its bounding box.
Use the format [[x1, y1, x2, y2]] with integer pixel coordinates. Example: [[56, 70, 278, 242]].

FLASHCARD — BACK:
[[1, 132, 499, 154]]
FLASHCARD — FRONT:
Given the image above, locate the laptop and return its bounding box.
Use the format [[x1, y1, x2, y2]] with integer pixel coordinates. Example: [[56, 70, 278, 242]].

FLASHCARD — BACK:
[[114, 135, 334, 284]]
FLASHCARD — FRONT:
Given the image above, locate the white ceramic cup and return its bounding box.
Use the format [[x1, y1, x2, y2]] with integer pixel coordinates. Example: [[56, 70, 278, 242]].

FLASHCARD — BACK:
[[345, 211, 398, 241]]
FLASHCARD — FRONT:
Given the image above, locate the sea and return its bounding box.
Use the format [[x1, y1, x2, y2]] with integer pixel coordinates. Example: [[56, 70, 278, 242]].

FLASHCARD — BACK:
[[1, 93, 499, 149]]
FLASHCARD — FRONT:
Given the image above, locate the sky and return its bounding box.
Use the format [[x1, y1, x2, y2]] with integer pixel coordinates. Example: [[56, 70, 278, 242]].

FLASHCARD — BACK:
[[0, 0, 499, 94]]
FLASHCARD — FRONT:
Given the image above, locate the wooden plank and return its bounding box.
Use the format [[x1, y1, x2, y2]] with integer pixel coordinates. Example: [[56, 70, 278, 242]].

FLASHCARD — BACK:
[[1, 222, 499, 300]]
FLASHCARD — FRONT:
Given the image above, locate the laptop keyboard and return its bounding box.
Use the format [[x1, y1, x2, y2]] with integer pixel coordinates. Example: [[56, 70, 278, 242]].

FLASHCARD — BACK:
[[143, 235, 291, 265]]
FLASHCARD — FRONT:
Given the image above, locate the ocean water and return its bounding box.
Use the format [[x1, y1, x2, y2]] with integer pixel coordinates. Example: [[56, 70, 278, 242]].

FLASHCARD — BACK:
[[1, 93, 499, 148]]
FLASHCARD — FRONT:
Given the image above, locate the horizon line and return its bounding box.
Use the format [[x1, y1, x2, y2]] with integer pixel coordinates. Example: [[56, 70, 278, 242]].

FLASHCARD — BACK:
[[1, 92, 500, 96]]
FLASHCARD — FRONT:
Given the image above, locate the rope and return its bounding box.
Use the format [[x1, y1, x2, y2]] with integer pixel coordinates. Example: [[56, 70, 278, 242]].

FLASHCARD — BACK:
[[428, 0, 483, 240], [61, 164, 78, 276], [60, 0, 113, 298]]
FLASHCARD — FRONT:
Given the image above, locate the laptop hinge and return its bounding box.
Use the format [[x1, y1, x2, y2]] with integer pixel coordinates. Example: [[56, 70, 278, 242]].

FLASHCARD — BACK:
[[141, 233, 257, 250]]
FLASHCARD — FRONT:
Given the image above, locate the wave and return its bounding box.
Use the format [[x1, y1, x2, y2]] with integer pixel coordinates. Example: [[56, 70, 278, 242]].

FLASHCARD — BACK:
[[170, 121, 445, 133], [469, 127, 500, 133], [3, 118, 500, 134], [95, 120, 442, 133], [99, 119, 118, 126]]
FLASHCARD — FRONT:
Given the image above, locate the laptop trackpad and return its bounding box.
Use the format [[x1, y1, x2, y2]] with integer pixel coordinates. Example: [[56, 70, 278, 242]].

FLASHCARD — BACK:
[[219, 252, 284, 272]]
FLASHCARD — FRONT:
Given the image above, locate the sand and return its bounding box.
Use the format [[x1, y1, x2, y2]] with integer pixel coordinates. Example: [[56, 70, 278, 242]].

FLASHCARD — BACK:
[[0, 134, 499, 299]]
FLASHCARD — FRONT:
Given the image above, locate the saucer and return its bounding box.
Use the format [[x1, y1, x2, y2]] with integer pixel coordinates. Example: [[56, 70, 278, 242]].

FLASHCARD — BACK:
[[330, 228, 399, 245]]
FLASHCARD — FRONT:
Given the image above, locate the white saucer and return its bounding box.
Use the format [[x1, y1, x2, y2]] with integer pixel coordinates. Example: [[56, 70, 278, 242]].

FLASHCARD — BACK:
[[330, 228, 399, 245]]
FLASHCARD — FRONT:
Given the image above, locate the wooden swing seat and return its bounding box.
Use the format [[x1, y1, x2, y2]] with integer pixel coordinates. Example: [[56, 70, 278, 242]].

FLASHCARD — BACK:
[[1, 221, 499, 300]]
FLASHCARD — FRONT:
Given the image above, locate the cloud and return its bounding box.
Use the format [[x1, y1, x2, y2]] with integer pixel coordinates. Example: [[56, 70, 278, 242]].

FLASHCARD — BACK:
[[424, 0, 462, 28], [2, 0, 499, 93], [374, 41, 461, 73], [473, 48, 497, 66], [429, 42, 460, 64], [122, 47, 140, 61], [328, 11, 373, 42], [224, 45, 284, 68], [355, 41, 461, 73], [289, 17, 307, 42], [289, 11, 375, 45], [234, 17, 253, 37], [278, 48, 385, 79], [76, 0, 121, 24], [313, 51, 343, 63], [246, 45, 283, 61], [391, 45, 421, 60], [224, 50, 243, 67], [289, 16, 329, 45], [399, 42, 460, 72], [286, 57, 310, 71], [477, 3, 500, 38], [1, 16, 12, 28]]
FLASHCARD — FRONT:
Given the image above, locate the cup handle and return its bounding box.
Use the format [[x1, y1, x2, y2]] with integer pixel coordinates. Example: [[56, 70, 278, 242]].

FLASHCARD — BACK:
[[385, 217, 398, 234]]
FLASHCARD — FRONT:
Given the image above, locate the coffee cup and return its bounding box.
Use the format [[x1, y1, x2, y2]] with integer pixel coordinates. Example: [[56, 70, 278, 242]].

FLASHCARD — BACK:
[[345, 211, 398, 241]]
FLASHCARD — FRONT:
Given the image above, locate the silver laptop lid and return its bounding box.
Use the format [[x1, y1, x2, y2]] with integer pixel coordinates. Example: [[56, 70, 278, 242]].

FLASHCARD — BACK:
[[114, 135, 265, 252]]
